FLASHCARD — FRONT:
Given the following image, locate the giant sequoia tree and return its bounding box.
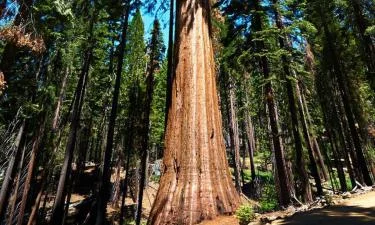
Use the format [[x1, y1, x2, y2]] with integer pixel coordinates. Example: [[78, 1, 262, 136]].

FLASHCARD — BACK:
[[148, 0, 240, 224]]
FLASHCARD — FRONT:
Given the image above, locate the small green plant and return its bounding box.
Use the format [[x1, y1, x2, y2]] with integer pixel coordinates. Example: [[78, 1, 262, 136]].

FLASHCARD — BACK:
[[256, 172, 278, 212], [235, 204, 255, 225], [150, 174, 160, 182], [124, 219, 147, 225], [124, 219, 135, 225]]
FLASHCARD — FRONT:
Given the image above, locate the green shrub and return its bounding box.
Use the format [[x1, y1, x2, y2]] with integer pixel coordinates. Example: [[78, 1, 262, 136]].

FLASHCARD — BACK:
[[123, 220, 147, 225], [259, 184, 278, 212], [150, 174, 160, 182], [235, 204, 255, 225]]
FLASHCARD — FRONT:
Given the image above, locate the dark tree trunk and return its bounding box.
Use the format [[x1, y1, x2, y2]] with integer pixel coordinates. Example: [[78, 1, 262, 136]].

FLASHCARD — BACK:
[[26, 168, 49, 225], [329, 133, 348, 192], [95, 2, 131, 224], [242, 83, 257, 181], [165, 0, 175, 127], [25, 65, 69, 225], [77, 120, 92, 179], [119, 90, 137, 225], [52, 67, 69, 131], [49, 12, 95, 224], [111, 146, 123, 208], [245, 116, 256, 181], [227, 79, 242, 193], [16, 122, 45, 225], [8, 137, 27, 225], [0, 121, 25, 221], [295, 83, 323, 196], [300, 88, 329, 181], [317, 5, 373, 186], [333, 96, 357, 188], [272, 0, 323, 199], [252, 0, 292, 206], [348, 0, 375, 92], [135, 19, 162, 225]]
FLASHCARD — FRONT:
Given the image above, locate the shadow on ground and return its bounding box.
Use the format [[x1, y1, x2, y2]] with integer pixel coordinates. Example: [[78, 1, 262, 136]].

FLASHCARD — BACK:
[[275, 205, 375, 225]]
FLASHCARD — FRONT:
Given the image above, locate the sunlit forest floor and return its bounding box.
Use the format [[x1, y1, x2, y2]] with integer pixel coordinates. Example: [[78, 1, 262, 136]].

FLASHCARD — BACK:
[[273, 191, 375, 225], [197, 191, 375, 225], [46, 156, 374, 225]]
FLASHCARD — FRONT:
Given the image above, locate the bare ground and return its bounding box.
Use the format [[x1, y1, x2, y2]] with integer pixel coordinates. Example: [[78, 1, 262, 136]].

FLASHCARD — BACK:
[[198, 191, 375, 225], [273, 191, 375, 225]]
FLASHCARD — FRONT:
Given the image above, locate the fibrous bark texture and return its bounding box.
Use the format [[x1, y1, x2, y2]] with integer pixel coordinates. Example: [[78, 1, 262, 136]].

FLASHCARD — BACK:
[[148, 1, 240, 224]]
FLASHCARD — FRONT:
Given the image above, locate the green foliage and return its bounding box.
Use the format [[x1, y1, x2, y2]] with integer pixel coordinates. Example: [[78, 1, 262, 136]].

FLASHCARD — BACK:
[[150, 174, 161, 183], [150, 61, 167, 147], [258, 171, 279, 212], [365, 26, 375, 35], [125, 9, 147, 84], [235, 204, 255, 225], [123, 219, 147, 225], [259, 185, 278, 212]]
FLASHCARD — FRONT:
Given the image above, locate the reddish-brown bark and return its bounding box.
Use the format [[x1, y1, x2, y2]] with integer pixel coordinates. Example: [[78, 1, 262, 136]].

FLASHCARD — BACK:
[[148, 1, 240, 224]]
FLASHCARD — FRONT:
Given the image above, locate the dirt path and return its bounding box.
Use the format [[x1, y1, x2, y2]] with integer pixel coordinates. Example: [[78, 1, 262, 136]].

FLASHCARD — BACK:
[[198, 191, 375, 225], [273, 191, 375, 225]]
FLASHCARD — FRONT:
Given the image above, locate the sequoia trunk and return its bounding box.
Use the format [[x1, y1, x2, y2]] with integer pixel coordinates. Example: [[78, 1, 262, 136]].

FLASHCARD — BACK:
[[147, 1, 240, 224], [227, 79, 242, 193]]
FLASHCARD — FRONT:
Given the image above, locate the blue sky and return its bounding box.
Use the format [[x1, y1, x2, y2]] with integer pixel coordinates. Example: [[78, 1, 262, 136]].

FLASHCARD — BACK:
[[142, 5, 171, 45]]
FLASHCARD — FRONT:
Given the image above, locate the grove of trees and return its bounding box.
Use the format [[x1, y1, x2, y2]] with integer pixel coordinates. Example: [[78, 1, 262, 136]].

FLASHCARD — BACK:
[[0, 0, 374, 225]]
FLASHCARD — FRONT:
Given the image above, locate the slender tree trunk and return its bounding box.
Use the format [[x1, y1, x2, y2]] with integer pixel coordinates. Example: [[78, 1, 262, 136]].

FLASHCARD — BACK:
[[0, 121, 25, 221], [49, 12, 95, 224], [272, 0, 322, 199], [26, 168, 49, 225], [95, 2, 131, 224], [25, 65, 69, 225], [16, 122, 45, 225], [8, 142, 27, 225], [119, 97, 136, 225], [111, 147, 123, 208], [52, 67, 69, 131], [332, 94, 355, 189], [321, 139, 338, 192], [330, 134, 348, 192], [300, 87, 329, 181], [77, 120, 92, 179], [295, 83, 323, 196], [242, 83, 257, 181], [165, 0, 175, 127], [229, 81, 242, 192], [321, 103, 348, 192], [333, 96, 357, 188], [252, 0, 292, 206], [348, 0, 375, 92], [135, 19, 162, 225], [148, 1, 240, 224], [245, 116, 256, 181], [319, 7, 373, 186]]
